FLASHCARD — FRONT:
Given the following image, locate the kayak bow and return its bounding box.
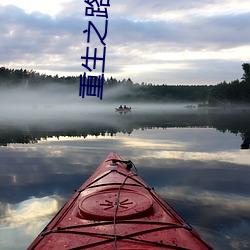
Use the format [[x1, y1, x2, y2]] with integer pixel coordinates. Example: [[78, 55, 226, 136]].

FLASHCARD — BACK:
[[28, 152, 213, 249]]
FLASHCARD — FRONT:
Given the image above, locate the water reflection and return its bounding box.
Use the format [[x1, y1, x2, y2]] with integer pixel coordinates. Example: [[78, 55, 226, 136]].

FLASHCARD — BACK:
[[0, 106, 250, 149], [0, 108, 250, 249], [0, 196, 62, 250], [1, 196, 59, 228]]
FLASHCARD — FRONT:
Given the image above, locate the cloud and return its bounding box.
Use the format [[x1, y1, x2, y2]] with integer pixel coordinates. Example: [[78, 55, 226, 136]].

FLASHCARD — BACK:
[[0, 1, 250, 84], [108, 12, 250, 49]]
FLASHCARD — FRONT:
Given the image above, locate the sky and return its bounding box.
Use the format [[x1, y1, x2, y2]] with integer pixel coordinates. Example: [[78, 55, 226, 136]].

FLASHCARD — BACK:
[[0, 0, 250, 85]]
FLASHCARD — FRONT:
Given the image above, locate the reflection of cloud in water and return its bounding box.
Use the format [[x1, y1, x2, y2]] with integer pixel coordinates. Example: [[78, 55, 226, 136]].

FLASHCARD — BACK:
[[34, 127, 246, 166], [0, 196, 59, 230], [120, 138, 185, 150], [157, 186, 250, 250], [157, 186, 250, 216], [195, 222, 250, 250], [154, 150, 250, 166], [0, 196, 61, 249]]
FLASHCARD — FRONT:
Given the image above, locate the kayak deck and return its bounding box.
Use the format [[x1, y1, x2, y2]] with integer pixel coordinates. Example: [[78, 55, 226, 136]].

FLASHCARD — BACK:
[[28, 152, 213, 249]]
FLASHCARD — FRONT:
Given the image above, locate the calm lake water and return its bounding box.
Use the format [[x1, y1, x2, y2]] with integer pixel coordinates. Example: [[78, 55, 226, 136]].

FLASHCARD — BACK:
[[0, 103, 250, 249]]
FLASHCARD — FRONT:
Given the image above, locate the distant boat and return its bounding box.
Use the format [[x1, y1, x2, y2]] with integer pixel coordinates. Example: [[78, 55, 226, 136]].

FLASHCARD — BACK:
[[115, 107, 132, 113]]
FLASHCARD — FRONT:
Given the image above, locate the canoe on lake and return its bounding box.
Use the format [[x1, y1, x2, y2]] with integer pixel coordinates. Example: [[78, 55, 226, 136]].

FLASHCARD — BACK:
[[115, 107, 132, 113], [28, 152, 213, 249]]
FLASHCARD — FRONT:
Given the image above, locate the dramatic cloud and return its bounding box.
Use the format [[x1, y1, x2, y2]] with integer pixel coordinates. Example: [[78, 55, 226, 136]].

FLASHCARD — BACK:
[[0, 0, 250, 84]]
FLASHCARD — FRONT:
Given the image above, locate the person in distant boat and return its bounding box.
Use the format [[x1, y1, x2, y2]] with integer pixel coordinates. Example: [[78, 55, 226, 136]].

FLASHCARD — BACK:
[[124, 105, 127, 109], [119, 105, 122, 109]]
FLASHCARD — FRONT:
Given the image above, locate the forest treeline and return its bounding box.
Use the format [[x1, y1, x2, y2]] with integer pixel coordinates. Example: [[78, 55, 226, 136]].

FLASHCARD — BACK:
[[0, 63, 250, 104]]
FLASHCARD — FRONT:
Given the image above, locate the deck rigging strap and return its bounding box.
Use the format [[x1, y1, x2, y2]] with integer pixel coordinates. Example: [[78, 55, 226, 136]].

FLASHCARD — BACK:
[[113, 160, 138, 249], [111, 159, 138, 174]]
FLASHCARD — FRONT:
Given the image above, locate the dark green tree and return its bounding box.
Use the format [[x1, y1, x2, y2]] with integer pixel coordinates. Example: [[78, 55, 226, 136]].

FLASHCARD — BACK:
[[242, 63, 250, 82]]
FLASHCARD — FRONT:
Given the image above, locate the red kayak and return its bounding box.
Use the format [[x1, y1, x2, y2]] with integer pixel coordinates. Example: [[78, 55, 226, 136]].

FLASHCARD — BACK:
[[28, 152, 213, 249]]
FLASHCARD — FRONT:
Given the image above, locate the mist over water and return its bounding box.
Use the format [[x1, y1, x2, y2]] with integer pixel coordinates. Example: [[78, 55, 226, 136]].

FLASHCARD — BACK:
[[1, 84, 250, 150], [0, 84, 198, 125], [1, 84, 250, 249], [0, 85, 109, 121]]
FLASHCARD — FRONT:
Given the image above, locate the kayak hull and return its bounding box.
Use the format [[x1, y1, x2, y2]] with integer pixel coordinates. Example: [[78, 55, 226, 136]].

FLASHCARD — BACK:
[[28, 152, 213, 249]]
